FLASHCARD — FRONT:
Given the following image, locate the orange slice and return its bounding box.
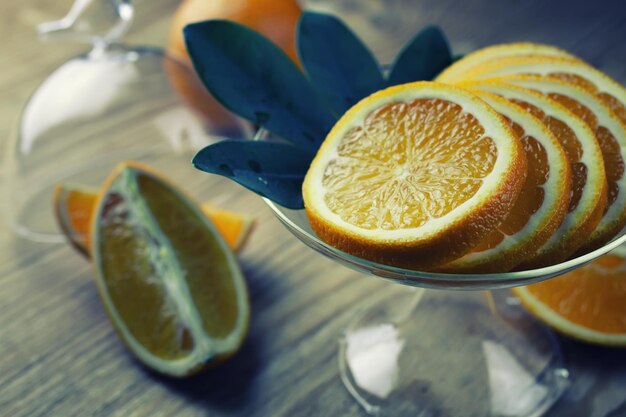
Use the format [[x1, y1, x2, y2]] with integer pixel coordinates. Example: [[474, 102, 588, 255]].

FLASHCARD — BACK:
[[514, 253, 626, 346], [499, 75, 626, 254], [463, 80, 607, 267], [462, 56, 626, 128], [303, 81, 527, 270], [91, 162, 249, 377], [436, 42, 577, 83], [53, 184, 254, 257], [437, 92, 570, 273]]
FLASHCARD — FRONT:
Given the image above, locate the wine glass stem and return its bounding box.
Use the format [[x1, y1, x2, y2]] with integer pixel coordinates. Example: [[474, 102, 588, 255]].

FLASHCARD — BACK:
[[338, 285, 569, 416]]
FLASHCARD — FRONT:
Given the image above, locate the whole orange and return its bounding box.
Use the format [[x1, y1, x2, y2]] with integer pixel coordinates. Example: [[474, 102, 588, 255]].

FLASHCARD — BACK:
[[168, 0, 301, 64], [165, 0, 301, 126]]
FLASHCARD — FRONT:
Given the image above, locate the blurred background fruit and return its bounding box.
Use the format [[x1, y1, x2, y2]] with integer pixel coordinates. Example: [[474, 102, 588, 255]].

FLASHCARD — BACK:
[[165, 0, 301, 125]]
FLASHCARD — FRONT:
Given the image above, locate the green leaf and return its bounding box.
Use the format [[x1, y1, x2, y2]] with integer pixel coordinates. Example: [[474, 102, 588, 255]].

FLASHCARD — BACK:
[[386, 26, 453, 85], [193, 141, 313, 209], [298, 12, 384, 116], [184, 20, 336, 153]]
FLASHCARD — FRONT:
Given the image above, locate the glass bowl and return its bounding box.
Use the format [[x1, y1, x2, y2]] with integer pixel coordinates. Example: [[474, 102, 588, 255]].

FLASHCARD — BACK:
[[4, 0, 250, 242]]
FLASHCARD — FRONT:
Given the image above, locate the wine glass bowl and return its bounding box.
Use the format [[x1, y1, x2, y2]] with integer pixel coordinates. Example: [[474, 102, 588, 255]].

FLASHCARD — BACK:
[[3, 0, 249, 242]]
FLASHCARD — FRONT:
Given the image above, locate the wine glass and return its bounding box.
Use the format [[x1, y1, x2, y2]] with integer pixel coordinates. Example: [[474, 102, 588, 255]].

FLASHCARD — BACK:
[[262, 166, 626, 416], [3, 0, 249, 243]]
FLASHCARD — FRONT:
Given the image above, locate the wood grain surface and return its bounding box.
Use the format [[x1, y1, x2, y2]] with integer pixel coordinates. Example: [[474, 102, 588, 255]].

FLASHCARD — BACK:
[[2, 0, 626, 416]]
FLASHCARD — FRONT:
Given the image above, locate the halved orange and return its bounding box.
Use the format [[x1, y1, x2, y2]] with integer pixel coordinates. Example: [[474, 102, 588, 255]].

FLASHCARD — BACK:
[[462, 81, 607, 267], [514, 253, 626, 346], [438, 92, 571, 273], [436, 42, 577, 84], [499, 75, 626, 254], [91, 162, 249, 377], [53, 184, 254, 257], [303, 82, 527, 270], [462, 56, 626, 129]]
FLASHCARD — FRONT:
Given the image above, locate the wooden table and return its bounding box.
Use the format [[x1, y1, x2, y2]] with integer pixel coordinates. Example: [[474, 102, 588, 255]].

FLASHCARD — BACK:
[[2, 0, 625, 416]]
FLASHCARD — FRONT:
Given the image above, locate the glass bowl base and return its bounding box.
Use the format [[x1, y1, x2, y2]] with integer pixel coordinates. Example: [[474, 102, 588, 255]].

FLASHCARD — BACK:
[[339, 288, 569, 416]]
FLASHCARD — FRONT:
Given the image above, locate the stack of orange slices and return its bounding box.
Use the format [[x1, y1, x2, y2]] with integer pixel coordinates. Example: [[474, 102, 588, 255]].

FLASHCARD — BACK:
[[302, 43, 626, 344], [303, 42, 626, 274]]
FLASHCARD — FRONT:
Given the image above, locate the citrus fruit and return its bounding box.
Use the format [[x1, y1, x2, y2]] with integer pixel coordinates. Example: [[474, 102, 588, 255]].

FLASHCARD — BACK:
[[166, 0, 300, 126], [499, 75, 626, 254], [53, 184, 97, 258], [303, 81, 527, 271], [462, 80, 607, 267], [436, 42, 577, 83], [461, 56, 626, 128], [53, 184, 254, 257], [514, 254, 626, 346], [168, 0, 301, 64], [200, 204, 255, 252], [91, 162, 249, 377], [438, 92, 571, 273]]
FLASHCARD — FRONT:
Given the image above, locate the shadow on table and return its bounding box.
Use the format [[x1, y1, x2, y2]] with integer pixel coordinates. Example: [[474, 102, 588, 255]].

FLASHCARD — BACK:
[[146, 259, 277, 414], [149, 330, 264, 414]]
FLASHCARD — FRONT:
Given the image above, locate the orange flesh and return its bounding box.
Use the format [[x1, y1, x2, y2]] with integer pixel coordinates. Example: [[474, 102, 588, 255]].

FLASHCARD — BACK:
[[201, 206, 250, 249], [473, 117, 548, 251], [137, 174, 239, 339], [64, 190, 95, 239], [598, 92, 626, 122], [597, 126, 624, 207], [547, 92, 624, 211], [549, 73, 598, 92], [525, 254, 626, 333], [323, 99, 496, 230], [509, 99, 585, 212], [99, 191, 194, 359]]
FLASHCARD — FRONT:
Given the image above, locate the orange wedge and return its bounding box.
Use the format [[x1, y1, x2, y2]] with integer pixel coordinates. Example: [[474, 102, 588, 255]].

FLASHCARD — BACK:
[[461, 56, 626, 129], [53, 184, 254, 257], [462, 81, 607, 267], [514, 254, 626, 346], [53, 184, 98, 257], [303, 82, 527, 270], [436, 42, 577, 84], [91, 162, 249, 377], [438, 92, 571, 273], [499, 75, 626, 254], [200, 204, 255, 252]]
